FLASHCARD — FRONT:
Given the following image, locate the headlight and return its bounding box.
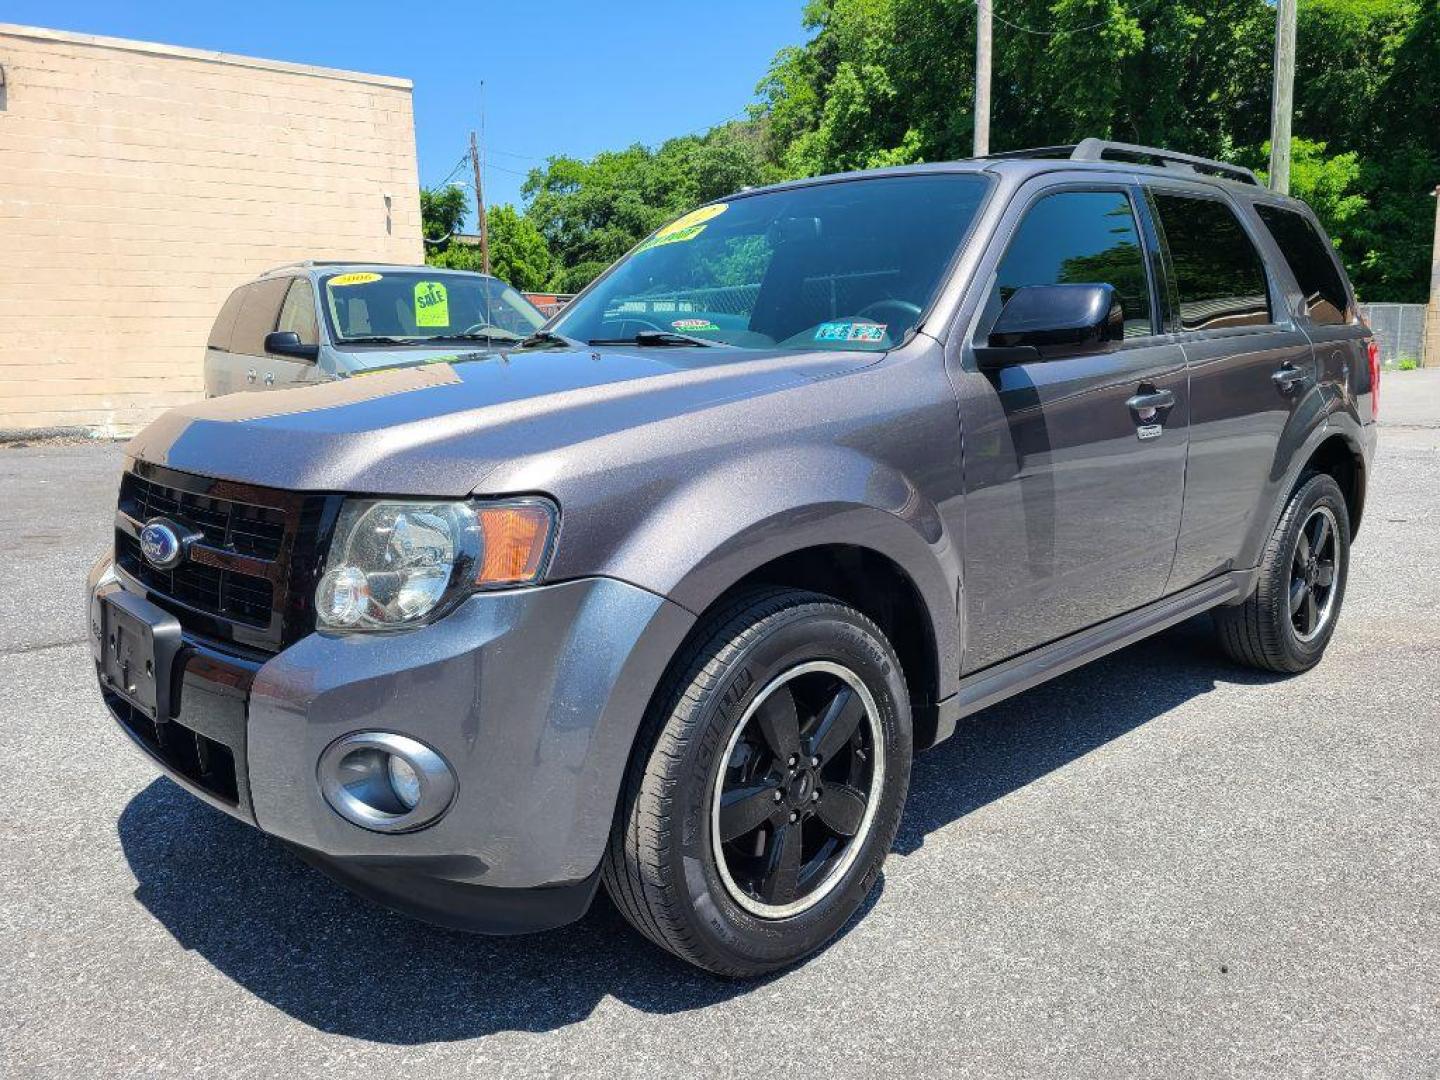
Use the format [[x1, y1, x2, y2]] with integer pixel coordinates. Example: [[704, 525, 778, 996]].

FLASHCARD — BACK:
[[314, 497, 557, 631]]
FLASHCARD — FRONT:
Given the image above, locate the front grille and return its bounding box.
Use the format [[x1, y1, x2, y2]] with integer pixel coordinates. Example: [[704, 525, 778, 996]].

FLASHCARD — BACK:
[[116, 531, 274, 626], [113, 462, 342, 653], [121, 471, 286, 560]]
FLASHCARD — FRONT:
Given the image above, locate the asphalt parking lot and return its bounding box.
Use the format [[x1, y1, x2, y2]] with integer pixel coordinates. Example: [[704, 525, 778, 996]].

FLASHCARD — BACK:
[[3, 374, 1438, 1078]]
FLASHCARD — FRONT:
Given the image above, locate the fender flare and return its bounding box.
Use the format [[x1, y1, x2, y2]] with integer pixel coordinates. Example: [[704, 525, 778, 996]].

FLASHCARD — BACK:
[[598, 443, 963, 702]]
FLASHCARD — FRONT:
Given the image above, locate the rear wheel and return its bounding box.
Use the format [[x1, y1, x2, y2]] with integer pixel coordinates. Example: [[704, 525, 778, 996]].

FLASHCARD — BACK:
[[603, 588, 911, 976], [1214, 472, 1350, 673]]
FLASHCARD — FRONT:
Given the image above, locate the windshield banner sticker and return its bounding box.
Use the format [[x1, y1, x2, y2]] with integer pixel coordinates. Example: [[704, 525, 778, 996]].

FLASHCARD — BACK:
[[672, 318, 720, 332], [414, 281, 450, 327], [816, 320, 886, 343], [635, 203, 728, 254], [329, 272, 382, 287]]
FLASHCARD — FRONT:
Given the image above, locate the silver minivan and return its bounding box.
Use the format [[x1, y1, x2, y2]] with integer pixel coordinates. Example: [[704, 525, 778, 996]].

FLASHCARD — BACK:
[[204, 262, 546, 396]]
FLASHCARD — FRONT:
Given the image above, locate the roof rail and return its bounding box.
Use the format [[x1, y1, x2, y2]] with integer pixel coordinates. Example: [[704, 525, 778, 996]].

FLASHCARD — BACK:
[[986, 139, 1261, 186], [1070, 139, 1261, 186], [259, 260, 436, 275]]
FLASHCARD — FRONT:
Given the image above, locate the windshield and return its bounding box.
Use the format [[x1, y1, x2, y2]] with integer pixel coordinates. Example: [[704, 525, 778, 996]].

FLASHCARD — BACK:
[[320, 270, 545, 345], [551, 173, 990, 352]]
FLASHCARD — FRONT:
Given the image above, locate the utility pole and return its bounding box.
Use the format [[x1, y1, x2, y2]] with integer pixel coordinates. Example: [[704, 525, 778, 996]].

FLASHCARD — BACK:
[[973, 0, 992, 157], [1425, 185, 1440, 368], [469, 129, 490, 276], [1268, 0, 1297, 193]]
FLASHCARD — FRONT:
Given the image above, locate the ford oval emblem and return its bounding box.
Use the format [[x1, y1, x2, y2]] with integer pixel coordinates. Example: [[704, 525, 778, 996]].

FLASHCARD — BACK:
[[139, 519, 184, 570]]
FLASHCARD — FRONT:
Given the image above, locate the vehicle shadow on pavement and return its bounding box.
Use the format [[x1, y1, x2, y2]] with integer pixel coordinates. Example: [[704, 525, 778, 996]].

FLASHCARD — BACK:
[[117, 615, 1275, 1042], [895, 615, 1284, 854]]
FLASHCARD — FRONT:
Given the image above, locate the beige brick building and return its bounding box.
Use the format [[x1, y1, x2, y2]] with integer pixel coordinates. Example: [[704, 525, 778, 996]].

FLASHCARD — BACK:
[[0, 24, 422, 434]]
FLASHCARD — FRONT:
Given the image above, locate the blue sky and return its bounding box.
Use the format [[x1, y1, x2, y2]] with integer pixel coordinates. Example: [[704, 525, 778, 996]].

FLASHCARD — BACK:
[[3, 1, 809, 208]]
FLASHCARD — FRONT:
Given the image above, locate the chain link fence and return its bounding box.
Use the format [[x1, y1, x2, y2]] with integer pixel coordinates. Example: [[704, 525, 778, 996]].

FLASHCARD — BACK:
[[1359, 303, 1428, 367]]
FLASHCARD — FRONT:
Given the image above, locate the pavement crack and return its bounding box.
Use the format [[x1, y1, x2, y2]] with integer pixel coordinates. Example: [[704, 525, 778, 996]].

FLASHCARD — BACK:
[[0, 636, 88, 657]]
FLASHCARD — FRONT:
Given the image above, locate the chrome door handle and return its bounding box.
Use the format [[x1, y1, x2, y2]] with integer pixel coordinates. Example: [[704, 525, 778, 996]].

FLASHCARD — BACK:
[[245, 368, 257, 383], [1126, 389, 1175, 414], [1272, 363, 1309, 392]]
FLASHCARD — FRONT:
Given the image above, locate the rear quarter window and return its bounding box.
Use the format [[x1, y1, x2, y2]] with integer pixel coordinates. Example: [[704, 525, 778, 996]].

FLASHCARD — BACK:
[[1255, 204, 1351, 326], [1152, 192, 1272, 332], [207, 287, 247, 352]]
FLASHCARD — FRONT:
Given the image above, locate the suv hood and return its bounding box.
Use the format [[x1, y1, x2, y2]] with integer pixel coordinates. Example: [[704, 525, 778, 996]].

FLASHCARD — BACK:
[[130, 346, 870, 496]]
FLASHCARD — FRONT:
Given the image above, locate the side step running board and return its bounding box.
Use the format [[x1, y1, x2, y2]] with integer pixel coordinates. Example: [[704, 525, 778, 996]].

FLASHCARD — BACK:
[[925, 573, 1245, 748]]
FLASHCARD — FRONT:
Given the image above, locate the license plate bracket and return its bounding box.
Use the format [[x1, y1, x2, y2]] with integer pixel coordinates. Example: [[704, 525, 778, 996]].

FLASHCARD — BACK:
[[99, 591, 183, 721]]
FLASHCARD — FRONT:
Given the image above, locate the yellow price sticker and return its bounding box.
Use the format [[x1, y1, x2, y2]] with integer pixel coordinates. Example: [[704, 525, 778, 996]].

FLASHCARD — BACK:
[[414, 281, 449, 327], [636, 202, 728, 254], [328, 271, 382, 287]]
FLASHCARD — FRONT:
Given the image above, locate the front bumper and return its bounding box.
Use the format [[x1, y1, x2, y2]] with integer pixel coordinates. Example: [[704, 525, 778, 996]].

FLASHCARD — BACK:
[[88, 557, 694, 933]]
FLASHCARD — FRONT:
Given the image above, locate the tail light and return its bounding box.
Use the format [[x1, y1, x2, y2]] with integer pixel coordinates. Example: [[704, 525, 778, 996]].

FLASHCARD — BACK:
[[1366, 339, 1381, 421]]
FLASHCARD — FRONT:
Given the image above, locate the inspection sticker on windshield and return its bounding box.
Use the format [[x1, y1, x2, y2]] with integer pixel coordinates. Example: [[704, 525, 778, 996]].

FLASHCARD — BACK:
[[816, 321, 885, 343], [635, 203, 728, 253], [329, 272, 382, 287], [672, 318, 720, 332], [414, 281, 450, 327]]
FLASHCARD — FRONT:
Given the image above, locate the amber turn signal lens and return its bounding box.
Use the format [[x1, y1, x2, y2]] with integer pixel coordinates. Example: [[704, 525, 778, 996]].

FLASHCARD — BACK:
[[475, 503, 555, 586]]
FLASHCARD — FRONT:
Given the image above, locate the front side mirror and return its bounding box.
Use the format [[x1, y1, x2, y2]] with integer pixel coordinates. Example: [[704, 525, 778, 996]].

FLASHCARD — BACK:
[[976, 283, 1123, 369], [265, 330, 319, 361]]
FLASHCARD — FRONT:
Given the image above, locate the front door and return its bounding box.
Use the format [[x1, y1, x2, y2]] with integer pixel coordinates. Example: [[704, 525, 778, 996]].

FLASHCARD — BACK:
[[265, 277, 326, 390], [954, 182, 1190, 671]]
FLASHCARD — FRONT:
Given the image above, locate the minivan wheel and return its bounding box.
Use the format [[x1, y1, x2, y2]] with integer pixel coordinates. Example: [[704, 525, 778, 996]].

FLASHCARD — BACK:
[[1214, 472, 1351, 674], [603, 588, 912, 976]]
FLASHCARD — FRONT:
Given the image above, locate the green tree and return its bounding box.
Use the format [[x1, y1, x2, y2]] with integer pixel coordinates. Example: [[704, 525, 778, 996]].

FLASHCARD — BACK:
[[502, 0, 1437, 301], [426, 205, 556, 292], [420, 185, 468, 244]]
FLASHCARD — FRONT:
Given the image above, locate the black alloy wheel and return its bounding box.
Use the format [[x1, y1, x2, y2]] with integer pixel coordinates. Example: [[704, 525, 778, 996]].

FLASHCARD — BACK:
[[713, 661, 883, 918], [1289, 505, 1341, 642]]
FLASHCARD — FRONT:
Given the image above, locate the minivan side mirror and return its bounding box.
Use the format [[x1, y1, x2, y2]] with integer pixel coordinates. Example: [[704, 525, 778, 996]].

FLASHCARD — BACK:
[[264, 330, 319, 361], [975, 283, 1123, 370]]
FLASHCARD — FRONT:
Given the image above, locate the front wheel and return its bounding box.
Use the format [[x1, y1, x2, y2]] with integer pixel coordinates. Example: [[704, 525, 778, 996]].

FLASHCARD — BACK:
[[1214, 472, 1351, 673], [603, 588, 912, 976]]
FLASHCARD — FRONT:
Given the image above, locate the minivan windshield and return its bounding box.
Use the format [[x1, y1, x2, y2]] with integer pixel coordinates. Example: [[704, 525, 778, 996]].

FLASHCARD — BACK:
[[320, 270, 545, 345], [550, 173, 990, 353]]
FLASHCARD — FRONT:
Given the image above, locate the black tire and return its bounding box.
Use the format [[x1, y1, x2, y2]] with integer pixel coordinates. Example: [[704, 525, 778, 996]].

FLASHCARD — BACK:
[[602, 588, 912, 977], [1214, 472, 1351, 673]]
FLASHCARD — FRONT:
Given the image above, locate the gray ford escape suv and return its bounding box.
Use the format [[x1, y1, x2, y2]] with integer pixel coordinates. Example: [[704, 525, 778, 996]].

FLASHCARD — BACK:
[[87, 140, 1378, 976]]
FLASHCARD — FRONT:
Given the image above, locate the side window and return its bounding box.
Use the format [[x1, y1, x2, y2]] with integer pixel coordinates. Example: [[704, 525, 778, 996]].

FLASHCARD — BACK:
[[1152, 193, 1271, 331], [276, 278, 320, 346], [995, 190, 1153, 340], [229, 277, 291, 356], [1255, 205, 1350, 326], [207, 287, 247, 352]]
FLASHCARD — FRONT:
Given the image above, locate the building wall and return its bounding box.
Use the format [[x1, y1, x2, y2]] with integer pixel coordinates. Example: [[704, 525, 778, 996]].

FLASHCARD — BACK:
[[0, 24, 423, 434]]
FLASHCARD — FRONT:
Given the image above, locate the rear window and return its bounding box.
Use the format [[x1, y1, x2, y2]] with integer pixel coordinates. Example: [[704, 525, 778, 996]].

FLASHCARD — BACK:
[[1152, 193, 1271, 332], [1255, 204, 1350, 326]]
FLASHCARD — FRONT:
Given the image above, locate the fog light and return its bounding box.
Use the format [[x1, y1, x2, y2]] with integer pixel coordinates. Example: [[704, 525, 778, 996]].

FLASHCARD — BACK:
[[317, 732, 456, 833]]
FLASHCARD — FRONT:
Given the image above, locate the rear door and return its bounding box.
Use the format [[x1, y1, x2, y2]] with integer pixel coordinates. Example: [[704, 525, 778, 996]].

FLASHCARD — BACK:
[[227, 277, 291, 392], [1252, 201, 1371, 422], [954, 178, 1191, 671], [1148, 184, 1317, 589]]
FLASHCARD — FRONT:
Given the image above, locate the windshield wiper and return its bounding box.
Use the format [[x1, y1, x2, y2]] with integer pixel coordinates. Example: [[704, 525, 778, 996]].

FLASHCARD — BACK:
[[587, 330, 733, 348], [342, 335, 411, 346], [417, 331, 524, 344], [519, 329, 583, 349]]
